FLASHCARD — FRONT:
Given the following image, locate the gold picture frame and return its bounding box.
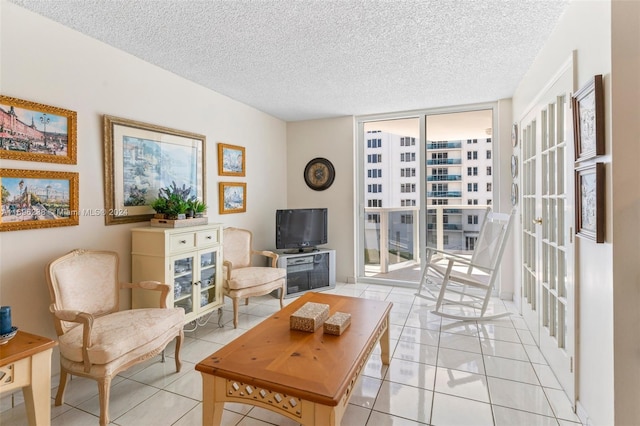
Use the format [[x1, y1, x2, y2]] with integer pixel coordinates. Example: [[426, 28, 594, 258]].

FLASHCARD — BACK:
[[217, 143, 245, 177], [103, 115, 206, 225], [219, 182, 246, 214], [0, 168, 79, 232], [0, 95, 77, 164]]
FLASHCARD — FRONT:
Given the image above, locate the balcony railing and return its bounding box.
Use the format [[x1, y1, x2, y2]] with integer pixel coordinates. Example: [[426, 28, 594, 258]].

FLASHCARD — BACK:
[[426, 175, 462, 181], [426, 223, 462, 230], [363, 205, 488, 277], [426, 141, 462, 150], [427, 191, 462, 198], [426, 159, 462, 165]]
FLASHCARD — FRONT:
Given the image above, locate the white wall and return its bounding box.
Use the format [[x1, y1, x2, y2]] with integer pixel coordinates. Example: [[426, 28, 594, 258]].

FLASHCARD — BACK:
[[0, 1, 287, 370], [286, 117, 355, 282], [610, 1, 640, 424], [512, 0, 640, 424]]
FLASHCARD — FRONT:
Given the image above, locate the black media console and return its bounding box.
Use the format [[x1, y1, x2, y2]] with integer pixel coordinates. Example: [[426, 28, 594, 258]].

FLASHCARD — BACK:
[[273, 249, 336, 298]]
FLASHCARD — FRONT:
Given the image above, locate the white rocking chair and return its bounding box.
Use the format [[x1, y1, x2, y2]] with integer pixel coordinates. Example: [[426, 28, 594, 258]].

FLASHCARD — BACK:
[[416, 208, 515, 321]]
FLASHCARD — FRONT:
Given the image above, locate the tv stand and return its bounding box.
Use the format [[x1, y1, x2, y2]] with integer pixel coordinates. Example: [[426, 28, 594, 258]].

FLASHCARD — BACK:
[[273, 249, 336, 298]]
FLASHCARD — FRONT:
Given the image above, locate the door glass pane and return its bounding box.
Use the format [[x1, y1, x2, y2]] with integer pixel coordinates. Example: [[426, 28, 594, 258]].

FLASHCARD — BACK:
[[173, 256, 193, 314], [425, 110, 493, 257], [200, 251, 217, 307]]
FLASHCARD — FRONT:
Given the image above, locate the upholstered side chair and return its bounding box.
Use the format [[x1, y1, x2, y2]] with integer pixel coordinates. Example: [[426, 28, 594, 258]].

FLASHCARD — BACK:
[[46, 249, 185, 426], [222, 227, 286, 328]]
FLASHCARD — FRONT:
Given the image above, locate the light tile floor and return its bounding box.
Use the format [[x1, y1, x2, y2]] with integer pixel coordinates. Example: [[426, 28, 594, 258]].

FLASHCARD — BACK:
[[0, 282, 584, 425]]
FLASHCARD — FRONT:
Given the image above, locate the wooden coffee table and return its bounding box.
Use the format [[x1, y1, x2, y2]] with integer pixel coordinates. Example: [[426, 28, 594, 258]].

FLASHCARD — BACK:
[[196, 292, 392, 425]]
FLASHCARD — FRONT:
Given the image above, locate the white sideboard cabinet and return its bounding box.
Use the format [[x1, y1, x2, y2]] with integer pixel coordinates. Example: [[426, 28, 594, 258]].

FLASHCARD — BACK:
[[131, 223, 223, 324]]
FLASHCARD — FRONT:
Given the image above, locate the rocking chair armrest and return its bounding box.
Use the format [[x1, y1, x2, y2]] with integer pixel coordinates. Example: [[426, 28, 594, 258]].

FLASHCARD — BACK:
[[252, 250, 279, 267], [441, 256, 494, 275], [50, 306, 94, 373], [426, 247, 470, 263], [122, 281, 171, 308]]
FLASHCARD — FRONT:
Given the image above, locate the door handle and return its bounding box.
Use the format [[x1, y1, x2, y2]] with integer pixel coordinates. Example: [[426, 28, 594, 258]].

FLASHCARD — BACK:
[[533, 217, 543, 225]]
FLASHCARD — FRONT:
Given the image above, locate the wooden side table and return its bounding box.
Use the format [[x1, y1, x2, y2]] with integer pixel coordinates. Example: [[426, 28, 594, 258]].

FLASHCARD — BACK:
[[0, 330, 57, 426]]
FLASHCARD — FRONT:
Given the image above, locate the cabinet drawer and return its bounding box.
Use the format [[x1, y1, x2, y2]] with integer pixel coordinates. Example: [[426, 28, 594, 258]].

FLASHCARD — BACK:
[[170, 233, 196, 252], [197, 229, 220, 247]]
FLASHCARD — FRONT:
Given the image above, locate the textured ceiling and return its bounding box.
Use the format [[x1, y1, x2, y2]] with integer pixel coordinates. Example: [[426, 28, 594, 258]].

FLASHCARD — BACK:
[[8, 0, 570, 122]]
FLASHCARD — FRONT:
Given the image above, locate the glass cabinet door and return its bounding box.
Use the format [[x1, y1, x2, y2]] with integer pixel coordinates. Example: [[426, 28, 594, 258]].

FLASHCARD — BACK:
[[198, 249, 218, 309], [173, 256, 194, 314]]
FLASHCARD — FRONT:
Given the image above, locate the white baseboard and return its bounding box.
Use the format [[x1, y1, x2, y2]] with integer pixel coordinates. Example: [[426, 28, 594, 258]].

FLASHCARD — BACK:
[[576, 401, 591, 426]]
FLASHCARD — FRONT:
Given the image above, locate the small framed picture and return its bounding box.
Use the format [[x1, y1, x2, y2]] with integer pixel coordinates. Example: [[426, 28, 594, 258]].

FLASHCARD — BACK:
[[0, 95, 77, 164], [217, 143, 245, 177], [572, 75, 604, 162], [219, 182, 246, 214], [575, 162, 605, 243], [0, 168, 79, 231]]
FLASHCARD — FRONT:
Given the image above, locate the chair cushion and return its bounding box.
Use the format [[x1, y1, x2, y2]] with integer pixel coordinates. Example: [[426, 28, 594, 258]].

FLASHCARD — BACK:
[[58, 308, 184, 365], [226, 267, 286, 290]]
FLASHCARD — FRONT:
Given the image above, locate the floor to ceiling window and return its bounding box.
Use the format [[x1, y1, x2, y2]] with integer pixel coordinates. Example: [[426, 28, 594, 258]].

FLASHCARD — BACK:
[[425, 110, 494, 260], [356, 107, 495, 286], [360, 117, 422, 283]]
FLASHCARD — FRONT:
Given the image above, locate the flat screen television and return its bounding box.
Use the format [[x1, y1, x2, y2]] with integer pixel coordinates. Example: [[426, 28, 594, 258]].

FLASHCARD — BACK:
[[276, 208, 328, 252]]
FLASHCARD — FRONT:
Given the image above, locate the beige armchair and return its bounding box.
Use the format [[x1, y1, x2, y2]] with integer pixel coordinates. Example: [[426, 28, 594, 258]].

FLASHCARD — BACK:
[[45, 249, 185, 426], [222, 227, 286, 328]]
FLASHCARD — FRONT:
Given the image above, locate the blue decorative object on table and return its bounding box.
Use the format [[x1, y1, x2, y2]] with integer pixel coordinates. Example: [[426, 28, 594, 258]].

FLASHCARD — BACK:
[[0, 306, 12, 335]]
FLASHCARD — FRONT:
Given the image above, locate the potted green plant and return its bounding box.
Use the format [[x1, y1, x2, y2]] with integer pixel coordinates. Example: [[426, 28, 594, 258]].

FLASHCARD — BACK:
[[150, 197, 168, 218], [190, 200, 208, 218], [152, 181, 194, 220]]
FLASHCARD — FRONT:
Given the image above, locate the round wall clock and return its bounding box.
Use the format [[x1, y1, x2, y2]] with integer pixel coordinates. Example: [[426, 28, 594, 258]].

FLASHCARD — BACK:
[[304, 157, 335, 191]]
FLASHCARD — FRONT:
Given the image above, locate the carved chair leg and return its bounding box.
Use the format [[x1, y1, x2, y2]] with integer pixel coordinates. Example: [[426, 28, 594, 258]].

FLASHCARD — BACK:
[[245, 298, 249, 305], [161, 349, 166, 363], [97, 376, 112, 426], [233, 298, 239, 329], [279, 284, 284, 309], [174, 330, 183, 372], [217, 307, 224, 328], [54, 368, 68, 406]]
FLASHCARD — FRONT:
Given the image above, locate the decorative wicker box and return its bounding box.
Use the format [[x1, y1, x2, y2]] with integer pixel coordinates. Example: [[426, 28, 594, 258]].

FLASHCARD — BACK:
[[290, 302, 330, 332], [323, 312, 351, 336]]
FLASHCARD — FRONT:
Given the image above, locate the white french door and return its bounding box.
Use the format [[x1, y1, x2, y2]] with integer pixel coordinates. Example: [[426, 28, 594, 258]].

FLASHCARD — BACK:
[[520, 59, 576, 404]]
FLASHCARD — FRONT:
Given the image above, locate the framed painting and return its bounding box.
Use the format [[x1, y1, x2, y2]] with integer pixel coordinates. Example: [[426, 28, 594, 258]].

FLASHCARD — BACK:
[[219, 182, 246, 214], [0, 168, 79, 232], [572, 75, 604, 162], [575, 162, 604, 243], [217, 143, 245, 176], [103, 115, 206, 225], [0, 95, 77, 164]]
